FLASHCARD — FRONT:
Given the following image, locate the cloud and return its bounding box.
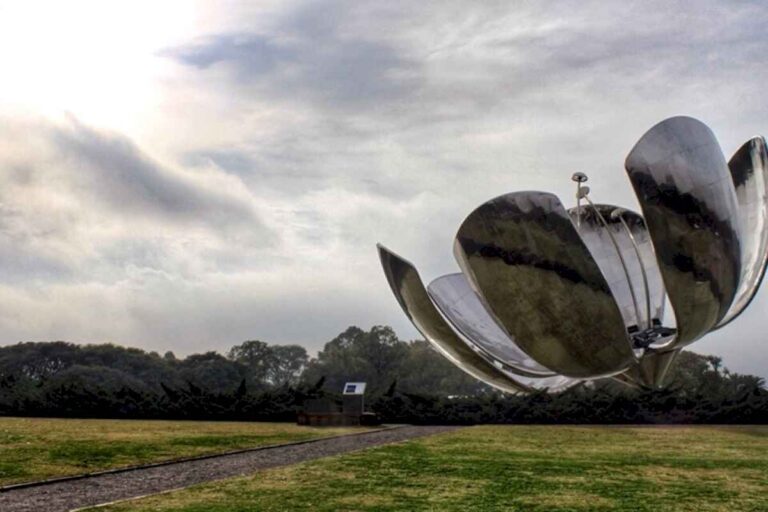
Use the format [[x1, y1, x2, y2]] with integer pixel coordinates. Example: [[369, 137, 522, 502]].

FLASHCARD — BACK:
[[0, 113, 415, 356], [165, 1, 420, 111], [161, 0, 768, 375], [1, 0, 768, 379], [0, 114, 279, 333], [50, 117, 270, 235], [183, 149, 256, 174]]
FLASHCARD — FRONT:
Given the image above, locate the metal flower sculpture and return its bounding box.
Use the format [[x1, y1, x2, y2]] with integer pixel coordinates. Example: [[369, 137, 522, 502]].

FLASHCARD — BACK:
[[378, 116, 768, 393]]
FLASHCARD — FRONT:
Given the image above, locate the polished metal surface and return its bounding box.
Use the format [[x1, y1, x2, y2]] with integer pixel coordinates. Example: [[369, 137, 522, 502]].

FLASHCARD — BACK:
[[581, 199, 643, 330], [453, 192, 636, 378], [572, 172, 589, 228], [625, 116, 742, 347], [716, 136, 768, 328], [612, 209, 653, 330], [572, 172, 588, 183], [643, 349, 679, 388], [378, 116, 766, 393], [520, 373, 577, 392], [427, 273, 556, 376], [611, 371, 641, 389], [622, 349, 679, 388], [570, 204, 667, 339], [378, 244, 571, 393]]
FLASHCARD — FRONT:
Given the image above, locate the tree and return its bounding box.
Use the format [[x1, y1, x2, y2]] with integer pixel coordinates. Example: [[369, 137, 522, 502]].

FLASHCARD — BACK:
[[227, 340, 273, 386], [266, 345, 308, 386], [398, 340, 488, 396], [0, 331, 765, 424], [179, 352, 244, 391], [302, 325, 409, 393]]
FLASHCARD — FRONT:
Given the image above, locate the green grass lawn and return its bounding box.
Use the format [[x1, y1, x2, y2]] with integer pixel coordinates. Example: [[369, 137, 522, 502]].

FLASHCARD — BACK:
[[94, 425, 768, 512], [0, 417, 368, 486]]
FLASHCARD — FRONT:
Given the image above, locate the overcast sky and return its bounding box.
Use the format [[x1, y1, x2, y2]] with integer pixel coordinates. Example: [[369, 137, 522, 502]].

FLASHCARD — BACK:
[[0, 0, 767, 376]]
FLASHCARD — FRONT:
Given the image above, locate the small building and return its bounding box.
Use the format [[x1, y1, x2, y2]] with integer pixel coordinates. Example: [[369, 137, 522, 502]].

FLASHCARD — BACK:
[[297, 381, 379, 426], [342, 381, 366, 417]]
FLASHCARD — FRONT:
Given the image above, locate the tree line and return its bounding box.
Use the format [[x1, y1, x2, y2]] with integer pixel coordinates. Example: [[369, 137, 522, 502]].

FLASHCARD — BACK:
[[0, 325, 765, 424]]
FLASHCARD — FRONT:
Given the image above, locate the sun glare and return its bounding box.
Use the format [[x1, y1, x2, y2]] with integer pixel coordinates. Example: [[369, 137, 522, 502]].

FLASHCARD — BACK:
[[0, 1, 197, 135]]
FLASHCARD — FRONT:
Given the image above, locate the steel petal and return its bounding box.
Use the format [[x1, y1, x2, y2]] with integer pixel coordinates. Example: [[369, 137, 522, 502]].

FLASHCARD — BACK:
[[377, 244, 532, 393], [453, 192, 635, 378], [569, 204, 666, 333], [611, 372, 642, 389], [625, 116, 742, 346], [642, 349, 679, 388], [716, 136, 768, 328], [428, 273, 557, 377], [623, 349, 679, 388], [524, 374, 579, 392]]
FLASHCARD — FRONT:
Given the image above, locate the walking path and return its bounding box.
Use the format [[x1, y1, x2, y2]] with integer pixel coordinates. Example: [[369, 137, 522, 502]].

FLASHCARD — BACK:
[[0, 425, 460, 512]]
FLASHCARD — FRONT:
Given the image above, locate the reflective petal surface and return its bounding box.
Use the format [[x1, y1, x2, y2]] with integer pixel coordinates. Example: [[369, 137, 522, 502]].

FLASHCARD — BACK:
[[453, 192, 635, 378], [716, 136, 768, 328], [624, 349, 679, 388], [427, 273, 556, 376], [377, 244, 532, 393], [569, 204, 666, 333], [625, 116, 742, 346], [520, 374, 577, 392], [642, 349, 679, 388]]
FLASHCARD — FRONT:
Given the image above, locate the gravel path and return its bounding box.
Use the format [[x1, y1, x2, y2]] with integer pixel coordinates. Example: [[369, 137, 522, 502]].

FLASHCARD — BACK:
[[0, 425, 460, 512]]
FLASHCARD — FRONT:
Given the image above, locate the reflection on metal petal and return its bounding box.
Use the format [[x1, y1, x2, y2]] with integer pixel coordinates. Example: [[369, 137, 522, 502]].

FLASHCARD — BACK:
[[377, 244, 531, 393], [523, 374, 578, 392], [611, 371, 641, 389], [644, 349, 679, 388], [427, 273, 556, 377], [569, 204, 666, 333], [453, 192, 636, 378], [613, 349, 680, 388], [625, 116, 742, 346], [716, 136, 768, 328]]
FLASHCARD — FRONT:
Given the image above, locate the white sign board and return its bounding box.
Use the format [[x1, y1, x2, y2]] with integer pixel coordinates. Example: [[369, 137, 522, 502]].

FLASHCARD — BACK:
[[342, 382, 366, 395]]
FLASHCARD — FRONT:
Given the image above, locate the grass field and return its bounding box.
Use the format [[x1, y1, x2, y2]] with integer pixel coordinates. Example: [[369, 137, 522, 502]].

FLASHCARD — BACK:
[[0, 417, 367, 486], [94, 425, 768, 512]]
